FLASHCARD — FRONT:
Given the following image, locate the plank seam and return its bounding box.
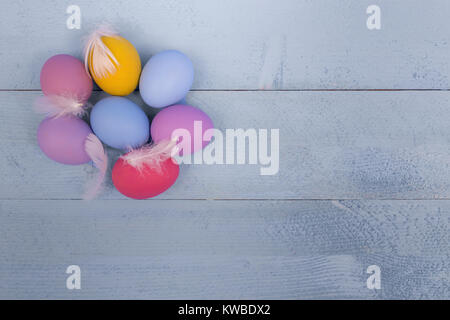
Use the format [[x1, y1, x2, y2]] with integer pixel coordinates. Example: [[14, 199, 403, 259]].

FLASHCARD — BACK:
[[2, 89, 450, 92], [4, 198, 450, 201]]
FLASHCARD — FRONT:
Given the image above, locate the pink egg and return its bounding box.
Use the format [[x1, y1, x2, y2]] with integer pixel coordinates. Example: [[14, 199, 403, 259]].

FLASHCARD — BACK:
[[40, 54, 93, 102], [150, 104, 213, 155], [37, 116, 92, 165]]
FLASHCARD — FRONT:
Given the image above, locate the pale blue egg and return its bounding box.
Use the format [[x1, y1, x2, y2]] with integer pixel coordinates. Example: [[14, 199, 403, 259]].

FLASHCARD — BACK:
[[139, 50, 194, 108], [90, 96, 149, 150]]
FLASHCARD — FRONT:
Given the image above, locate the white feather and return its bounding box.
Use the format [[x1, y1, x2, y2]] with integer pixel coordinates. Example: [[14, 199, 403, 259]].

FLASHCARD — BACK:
[[34, 95, 90, 118], [83, 134, 108, 200], [83, 25, 120, 79], [121, 138, 179, 173]]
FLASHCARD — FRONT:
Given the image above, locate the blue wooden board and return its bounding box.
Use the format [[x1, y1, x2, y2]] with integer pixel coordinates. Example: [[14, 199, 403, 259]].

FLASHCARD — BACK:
[[4, 91, 450, 200], [0, 200, 448, 299], [1, 0, 450, 90], [0, 0, 449, 299]]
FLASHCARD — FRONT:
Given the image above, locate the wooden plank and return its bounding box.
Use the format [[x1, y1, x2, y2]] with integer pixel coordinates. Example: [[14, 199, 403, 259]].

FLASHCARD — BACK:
[[2, 200, 448, 259], [1, 0, 450, 90], [0, 256, 377, 299], [3, 255, 448, 299], [3, 91, 450, 200], [0, 200, 448, 299]]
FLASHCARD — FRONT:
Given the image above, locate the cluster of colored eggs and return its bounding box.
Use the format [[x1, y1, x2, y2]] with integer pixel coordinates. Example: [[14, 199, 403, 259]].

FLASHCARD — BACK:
[[36, 27, 213, 199]]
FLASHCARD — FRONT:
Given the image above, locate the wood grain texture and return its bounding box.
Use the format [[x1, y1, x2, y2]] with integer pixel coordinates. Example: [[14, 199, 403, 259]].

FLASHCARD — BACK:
[[4, 255, 448, 299], [0, 200, 448, 299], [1, 0, 450, 90], [1, 0, 449, 300], [3, 91, 450, 200]]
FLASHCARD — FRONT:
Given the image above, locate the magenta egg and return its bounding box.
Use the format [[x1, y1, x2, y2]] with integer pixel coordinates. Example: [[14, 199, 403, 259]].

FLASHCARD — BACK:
[[40, 54, 93, 102], [150, 104, 213, 155], [37, 116, 92, 165]]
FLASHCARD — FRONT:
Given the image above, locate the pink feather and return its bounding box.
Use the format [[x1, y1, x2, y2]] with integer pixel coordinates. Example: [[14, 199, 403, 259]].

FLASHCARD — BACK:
[[34, 95, 90, 118], [83, 24, 120, 79], [83, 134, 108, 200], [121, 138, 179, 173]]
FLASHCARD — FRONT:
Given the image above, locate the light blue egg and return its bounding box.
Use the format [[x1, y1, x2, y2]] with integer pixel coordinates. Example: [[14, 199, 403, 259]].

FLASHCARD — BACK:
[[139, 50, 194, 108], [90, 96, 149, 150]]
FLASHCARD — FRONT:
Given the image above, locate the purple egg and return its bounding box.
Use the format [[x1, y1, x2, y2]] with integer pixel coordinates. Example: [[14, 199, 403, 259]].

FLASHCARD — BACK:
[[40, 54, 93, 102], [37, 116, 92, 165], [150, 104, 213, 155]]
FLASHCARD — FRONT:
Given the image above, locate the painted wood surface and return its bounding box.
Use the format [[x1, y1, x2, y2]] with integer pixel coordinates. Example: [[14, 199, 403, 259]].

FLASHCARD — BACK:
[[3, 91, 450, 200], [1, 200, 448, 299], [0, 0, 449, 300], [1, 0, 450, 90]]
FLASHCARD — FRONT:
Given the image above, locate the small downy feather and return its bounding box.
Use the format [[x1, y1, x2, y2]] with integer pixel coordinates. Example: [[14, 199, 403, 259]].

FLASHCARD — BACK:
[[83, 134, 108, 200], [83, 25, 120, 79], [34, 95, 90, 118], [121, 138, 179, 173]]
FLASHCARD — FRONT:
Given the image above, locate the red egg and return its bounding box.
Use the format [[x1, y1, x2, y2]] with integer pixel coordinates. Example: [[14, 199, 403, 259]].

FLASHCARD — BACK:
[[112, 157, 179, 199]]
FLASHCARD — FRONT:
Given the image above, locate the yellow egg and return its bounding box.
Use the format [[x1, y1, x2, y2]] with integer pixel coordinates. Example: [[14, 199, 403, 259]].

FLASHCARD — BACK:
[[88, 35, 141, 96]]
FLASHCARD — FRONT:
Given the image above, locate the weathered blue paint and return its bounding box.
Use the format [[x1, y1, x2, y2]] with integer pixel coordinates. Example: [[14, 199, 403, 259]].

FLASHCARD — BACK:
[[1, 0, 450, 89], [0, 0, 449, 300]]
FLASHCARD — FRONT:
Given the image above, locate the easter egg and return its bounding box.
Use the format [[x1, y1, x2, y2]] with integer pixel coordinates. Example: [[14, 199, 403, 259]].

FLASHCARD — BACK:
[[90, 96, 149, 150], [40, 54, 93, 102], [87, 35, 141, 96], [139, 50, 194, 108], [151, 104, 213, 154], [37, 116, 92, 165], [112, 157, 179, 199]]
